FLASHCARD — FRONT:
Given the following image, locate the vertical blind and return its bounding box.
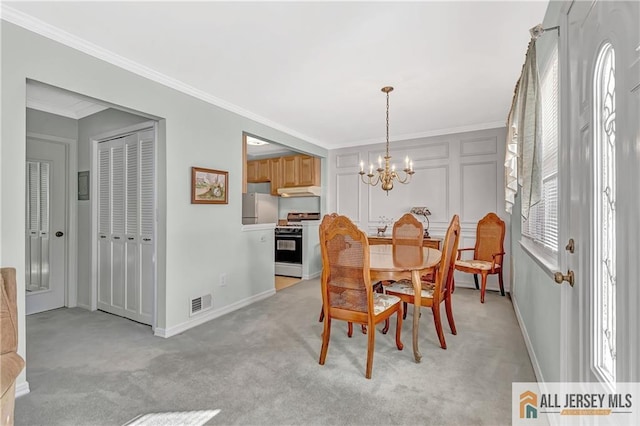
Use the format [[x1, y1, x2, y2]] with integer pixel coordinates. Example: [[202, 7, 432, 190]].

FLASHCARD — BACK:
[[522, 46, 559, 252]]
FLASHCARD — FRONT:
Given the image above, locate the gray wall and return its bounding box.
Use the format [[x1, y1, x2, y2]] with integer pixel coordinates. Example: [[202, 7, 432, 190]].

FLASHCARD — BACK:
[[1, 21, 327, 392]]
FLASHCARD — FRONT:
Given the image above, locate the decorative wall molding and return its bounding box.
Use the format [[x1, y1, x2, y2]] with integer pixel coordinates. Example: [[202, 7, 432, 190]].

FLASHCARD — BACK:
[[460, 136, 498, 157], [335, 153, 359, 169], [336, 172, 361, 222], [459, 161, 498, 225]]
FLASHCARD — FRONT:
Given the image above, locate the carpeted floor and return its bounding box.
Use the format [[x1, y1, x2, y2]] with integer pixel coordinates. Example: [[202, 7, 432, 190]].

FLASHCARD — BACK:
[[16, 279, 535, 425]]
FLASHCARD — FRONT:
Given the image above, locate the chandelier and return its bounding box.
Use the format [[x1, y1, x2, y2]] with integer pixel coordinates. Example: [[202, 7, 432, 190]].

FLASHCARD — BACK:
[[359, 86, 414, 194]]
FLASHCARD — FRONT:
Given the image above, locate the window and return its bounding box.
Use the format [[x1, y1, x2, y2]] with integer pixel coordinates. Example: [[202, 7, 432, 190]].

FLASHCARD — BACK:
[[593, 43, 616, 384], [522, 46, 559, 254]]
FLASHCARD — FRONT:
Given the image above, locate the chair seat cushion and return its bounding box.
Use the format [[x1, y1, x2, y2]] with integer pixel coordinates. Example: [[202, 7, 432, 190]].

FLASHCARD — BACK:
[[455, 259, 493, 270], [372, 293, 401, 315], [385, 279, 434, 298]]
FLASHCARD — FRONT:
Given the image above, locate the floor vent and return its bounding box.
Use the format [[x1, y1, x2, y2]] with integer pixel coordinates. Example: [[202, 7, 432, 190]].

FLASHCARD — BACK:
[[190, 294, 212, 316]]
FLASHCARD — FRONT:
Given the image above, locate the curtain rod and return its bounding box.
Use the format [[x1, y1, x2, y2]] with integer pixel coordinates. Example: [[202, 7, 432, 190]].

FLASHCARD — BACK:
[[530, 24, 560, 39]]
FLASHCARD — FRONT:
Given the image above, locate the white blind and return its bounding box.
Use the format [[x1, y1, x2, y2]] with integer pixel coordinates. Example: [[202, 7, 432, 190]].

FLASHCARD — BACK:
[[522, 46, 559, 252]]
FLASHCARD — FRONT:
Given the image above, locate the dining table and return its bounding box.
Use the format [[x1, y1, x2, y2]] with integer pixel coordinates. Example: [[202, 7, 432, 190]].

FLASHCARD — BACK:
[[368, 243, 441, 363]]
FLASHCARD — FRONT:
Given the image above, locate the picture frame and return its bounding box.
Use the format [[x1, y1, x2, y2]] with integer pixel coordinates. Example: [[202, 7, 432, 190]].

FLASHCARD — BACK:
[[78, 170, 90, 201], [191, 167, 228, 204]]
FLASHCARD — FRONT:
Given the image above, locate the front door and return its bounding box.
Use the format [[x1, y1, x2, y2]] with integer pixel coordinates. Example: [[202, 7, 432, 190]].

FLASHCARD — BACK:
[[564, 0, 640, 382], [25, 138, 67, 314]]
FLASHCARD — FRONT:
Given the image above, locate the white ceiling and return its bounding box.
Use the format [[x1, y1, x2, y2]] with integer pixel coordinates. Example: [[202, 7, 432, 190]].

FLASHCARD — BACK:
[[5, 1, 548, 150]]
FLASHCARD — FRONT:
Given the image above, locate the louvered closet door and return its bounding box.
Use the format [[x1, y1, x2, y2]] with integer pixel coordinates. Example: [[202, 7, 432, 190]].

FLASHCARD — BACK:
[[97, 130, 154, 325]]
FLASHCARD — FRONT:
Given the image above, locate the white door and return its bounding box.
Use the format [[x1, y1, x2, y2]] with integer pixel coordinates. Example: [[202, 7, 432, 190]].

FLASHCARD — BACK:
[[564, 0, 640, 382], [97, 128, 155, 325], [25, 139, 67, 314]]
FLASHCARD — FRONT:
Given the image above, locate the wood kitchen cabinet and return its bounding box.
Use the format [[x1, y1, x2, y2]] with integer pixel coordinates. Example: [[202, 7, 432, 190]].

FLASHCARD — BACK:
[[281, 155, 320, 187], [269, 157, 282, 195], [246, 159, 271, 183], [297, 155, 321, 186], [246, 154, 320, 189], [281, 155, 298, 187], [246, 160, 258, 183]]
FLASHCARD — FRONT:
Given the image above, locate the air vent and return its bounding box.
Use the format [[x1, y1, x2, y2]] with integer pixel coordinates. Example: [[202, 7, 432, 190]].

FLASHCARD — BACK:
[[190, 294, 212, 316]]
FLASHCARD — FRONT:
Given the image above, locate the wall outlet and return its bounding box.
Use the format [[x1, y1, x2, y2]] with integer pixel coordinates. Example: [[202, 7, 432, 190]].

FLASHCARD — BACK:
[[260, 235, 267, 242], [219, 272, 227, 287]]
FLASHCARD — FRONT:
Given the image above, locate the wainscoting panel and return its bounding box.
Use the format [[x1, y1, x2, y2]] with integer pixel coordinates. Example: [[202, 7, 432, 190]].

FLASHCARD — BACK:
[[461, 136, 498, 157], [336, 172, 360, 222], [460, 161, 498, 226], [335, 152, 360, 169]]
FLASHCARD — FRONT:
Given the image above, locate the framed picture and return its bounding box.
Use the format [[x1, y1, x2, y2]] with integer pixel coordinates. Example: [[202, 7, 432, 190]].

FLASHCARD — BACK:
[[78, 171, 90, 201], [191, 167, 228, 204]]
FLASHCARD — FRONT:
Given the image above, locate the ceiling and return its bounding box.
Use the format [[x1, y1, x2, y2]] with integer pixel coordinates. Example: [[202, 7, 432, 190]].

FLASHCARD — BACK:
[[5, 1, 547, 150]]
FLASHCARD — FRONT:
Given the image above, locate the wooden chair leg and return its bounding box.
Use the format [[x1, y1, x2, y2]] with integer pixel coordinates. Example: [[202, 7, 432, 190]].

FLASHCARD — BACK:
[[365, 321, 375, 379], [347, 322, 353, 338], [381, 318, 390, 334], [498, 269, 505, 296], [318, 307, 324, 322], [432, 304, 447, 349], [473, 274, 479, 290], [445, 294, 457, 335], [319, 317, 331, 365], [395, 307, 404, 350], [402, 301, 408, 319], [480, 272, 488, 303]]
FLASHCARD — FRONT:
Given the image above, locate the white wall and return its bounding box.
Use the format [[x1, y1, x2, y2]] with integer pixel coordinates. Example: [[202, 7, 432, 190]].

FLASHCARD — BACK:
[[1, 22, 327, 392], [327, 127, 510, 292]]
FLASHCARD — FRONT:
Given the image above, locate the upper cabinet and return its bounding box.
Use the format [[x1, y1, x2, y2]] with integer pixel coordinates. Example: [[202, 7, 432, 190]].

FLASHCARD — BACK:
[[247, 154, 320, 193], [297, 155, 320, 186], [269, 157, 282, 196]]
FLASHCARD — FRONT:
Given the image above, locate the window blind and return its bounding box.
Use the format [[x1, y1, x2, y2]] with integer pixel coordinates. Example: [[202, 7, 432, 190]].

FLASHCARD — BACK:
[[523, 46, 559, 252]]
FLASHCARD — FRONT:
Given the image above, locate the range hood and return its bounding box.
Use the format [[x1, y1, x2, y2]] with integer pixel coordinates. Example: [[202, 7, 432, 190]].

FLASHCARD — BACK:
[[277, 186, 321, 197]]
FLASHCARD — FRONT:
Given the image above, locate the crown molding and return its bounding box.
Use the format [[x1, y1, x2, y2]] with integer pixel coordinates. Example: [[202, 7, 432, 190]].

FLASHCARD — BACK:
[[336, 120, 507, 149], [1, 4, 329, 148]]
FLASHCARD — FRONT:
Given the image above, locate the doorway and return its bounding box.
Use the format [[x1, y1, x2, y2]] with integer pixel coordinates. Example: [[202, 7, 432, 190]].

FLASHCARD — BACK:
[[25, 137, 69, 314]]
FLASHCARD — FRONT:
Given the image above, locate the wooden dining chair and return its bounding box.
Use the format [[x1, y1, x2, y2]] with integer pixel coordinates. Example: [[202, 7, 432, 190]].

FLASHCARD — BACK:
[[384, 215, 460, 350], [391, 213, 424, 319], [454, 212, 505, 303], [319, 215, 404, 379]]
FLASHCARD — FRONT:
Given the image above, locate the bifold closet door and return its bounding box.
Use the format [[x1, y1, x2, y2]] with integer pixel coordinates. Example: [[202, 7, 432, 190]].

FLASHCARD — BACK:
[[97, 130, 154, 325]]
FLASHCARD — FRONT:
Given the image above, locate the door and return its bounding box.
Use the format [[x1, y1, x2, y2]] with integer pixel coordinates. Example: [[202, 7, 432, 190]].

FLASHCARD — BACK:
[[97, 128, 155, 325], [564, 0, 640, 382], [25, 139, 66, 314]]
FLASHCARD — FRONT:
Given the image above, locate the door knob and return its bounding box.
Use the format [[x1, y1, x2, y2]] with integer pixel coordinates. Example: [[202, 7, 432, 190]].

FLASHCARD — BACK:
[[554, 270, 574, 287], [55, 231, 64, 237]]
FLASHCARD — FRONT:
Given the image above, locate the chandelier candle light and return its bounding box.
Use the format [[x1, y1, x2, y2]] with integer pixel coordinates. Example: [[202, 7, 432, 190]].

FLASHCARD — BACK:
[[359, 86, 415, 194]]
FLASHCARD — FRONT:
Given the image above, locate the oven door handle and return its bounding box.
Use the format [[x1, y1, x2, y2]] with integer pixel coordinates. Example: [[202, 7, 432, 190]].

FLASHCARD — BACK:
[[275, 235, 302, 239]]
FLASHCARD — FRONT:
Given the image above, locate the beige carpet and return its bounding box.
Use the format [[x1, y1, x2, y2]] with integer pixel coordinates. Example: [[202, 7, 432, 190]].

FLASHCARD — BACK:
[[274, 275, 301, 291]]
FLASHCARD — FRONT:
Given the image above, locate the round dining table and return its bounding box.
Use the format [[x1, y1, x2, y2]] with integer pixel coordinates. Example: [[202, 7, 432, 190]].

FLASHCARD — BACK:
[[369, 244, 442, 363]]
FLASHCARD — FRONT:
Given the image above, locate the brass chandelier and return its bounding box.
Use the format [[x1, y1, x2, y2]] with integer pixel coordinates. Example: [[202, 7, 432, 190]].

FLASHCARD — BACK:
[[359, 86, 414, 194]]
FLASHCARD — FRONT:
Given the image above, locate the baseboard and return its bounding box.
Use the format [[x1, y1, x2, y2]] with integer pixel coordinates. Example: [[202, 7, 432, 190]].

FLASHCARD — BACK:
[[154, 288, 276, 338], [302, 271, 320, 280], [15, 381, 30, 397], [512, 293, 545, 383], [76, 302, 92, 310]]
